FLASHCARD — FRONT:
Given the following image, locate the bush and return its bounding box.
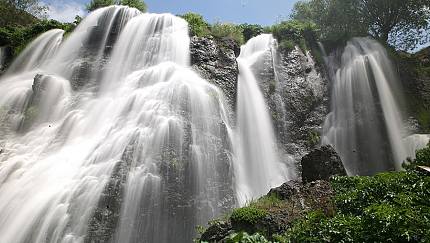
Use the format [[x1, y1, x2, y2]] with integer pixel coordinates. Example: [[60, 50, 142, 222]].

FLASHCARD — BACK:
[[86, 0, 147, 12], [230, 207, 267, 225], [211, 22, 244, 44], [239, 23, 263, 42], [280, 171, 430, 242], [0, 19, 75, 56], [270, 20, 317, 52], [179, 12, 210, 37], [403, 142, 430, 170], [225, 232, 270, 243]]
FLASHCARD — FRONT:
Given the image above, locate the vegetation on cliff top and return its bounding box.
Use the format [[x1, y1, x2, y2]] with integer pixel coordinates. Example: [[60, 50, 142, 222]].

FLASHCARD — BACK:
[[86, 0, 147, 12], [291, 0, 430, 51]]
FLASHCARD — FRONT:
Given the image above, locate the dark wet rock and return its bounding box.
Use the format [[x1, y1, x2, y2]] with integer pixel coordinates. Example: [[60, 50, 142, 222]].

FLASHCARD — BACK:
[[190, 36, 239, 109], [396, 47, 430, 133], [267, 180, 301, 200], [0, 46, 13, 75], [85, 142, 134, 243], [200, 220, 232, 242], [251, 45, 329, 163], [301, 145, 346, 183]]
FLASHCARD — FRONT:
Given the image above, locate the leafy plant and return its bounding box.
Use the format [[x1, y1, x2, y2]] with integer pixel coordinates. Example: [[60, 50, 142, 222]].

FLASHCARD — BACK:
[[226, 232, 270, 243], [211, 22, 245, 44], [179, 12, 210, 37], [239, 23, 264, 42], [230, 206, 267, 225]]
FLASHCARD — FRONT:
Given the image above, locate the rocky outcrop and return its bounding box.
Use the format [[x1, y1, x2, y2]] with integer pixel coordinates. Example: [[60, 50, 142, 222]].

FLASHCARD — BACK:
[[0, 46, 13, 75], [251, 46, 329, 161], [301, 145, 346, 183], [396, 47, 430, 132], [190, 36, 240, 109], [199, 180, 335, 242]]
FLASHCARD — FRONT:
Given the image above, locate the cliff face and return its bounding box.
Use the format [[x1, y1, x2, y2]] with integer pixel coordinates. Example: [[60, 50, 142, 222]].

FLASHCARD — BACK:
[[190, 36, 240, 110], [189, 36, 329, 163], [396, 47, 430, 132], [250, 46, 329, 161]]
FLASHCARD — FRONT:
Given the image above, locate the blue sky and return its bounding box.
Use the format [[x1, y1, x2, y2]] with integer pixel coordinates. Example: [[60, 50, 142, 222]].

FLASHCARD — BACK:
[[43, 0, 300, 25]]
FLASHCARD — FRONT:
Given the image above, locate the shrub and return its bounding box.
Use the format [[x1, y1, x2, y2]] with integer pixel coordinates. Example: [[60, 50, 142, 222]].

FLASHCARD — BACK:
[[179, 12, 210, 37], [280, 171, 430, 242], [239, 23, 263, 42], [230, 207, 267, 225], [403, 142, 430, 170], [270, 20, 317, 52], [225, 232, 270, 243], [211, 22, 244, 44], [0, 19, 75, 56]]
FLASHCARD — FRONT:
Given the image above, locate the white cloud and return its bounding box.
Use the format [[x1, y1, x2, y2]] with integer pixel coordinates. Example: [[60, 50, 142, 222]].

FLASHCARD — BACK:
[[44, 1, 86, 23]]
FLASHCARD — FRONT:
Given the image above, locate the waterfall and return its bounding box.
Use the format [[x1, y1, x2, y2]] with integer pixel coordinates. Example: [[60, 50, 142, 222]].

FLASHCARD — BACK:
[[235, 34, 289, 205], [322, 37, 407, 175], [5, 29, 64, 75], [0, 6, 236, 243]]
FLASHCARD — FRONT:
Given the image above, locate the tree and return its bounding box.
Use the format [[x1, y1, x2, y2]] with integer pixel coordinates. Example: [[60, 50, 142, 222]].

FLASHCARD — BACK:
[[120, 0, 146, 12], [291, 0, 430, 51], [86, 0, 115, 12], [358, 0, 430, 51], [86, 0, 147, 12], [4, 0, 48, 18], [179, 12, 210, 37], [239, 23, 263, 42]]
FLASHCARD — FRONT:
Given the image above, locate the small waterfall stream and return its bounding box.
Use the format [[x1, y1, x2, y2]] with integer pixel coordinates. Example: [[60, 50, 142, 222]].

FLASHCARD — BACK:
[[322, 38, 407, 175], [235, 34, 289, 205]]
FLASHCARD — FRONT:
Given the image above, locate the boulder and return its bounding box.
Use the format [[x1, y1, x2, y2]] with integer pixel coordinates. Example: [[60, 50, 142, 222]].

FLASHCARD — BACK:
[[301, 145, 346, 183], [267, 180, 301, 200], [200, 220, 232, 242]]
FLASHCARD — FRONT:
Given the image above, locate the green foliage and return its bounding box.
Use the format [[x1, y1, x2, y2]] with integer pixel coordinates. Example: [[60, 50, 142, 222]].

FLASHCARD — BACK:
[[211, 22, 244, 44], [119, 0, 146, 12], [86, 0, 147, 12], [416, 107, 430, 133], [239, 23, 263, 42], [291, 0, 430, 51], [0, 1, 37, 27], [280, 171, 430, 242], [86, 0, 115, 11], [306, 130, 320, 148], [4, 0, 48, 18], [403, 143, 430, 170], [230, 207, 267, 225], [179, 12, 210, 37], [269, 20, 318, 52], [226, 232, 270, 243], [0, 19, 74, 56]]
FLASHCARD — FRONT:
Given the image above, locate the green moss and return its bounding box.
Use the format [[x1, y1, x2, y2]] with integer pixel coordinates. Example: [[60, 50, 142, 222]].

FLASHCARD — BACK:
[[306, 130, 320, 148], [230, 206, 267, 225]]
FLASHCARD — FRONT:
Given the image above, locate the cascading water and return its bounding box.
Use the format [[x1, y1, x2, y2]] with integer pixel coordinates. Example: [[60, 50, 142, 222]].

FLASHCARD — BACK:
[[5, 29, 64, 75], [235, 34, 290, 204], [322, 37, 408, 175], [0, 6, 237, 243]]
